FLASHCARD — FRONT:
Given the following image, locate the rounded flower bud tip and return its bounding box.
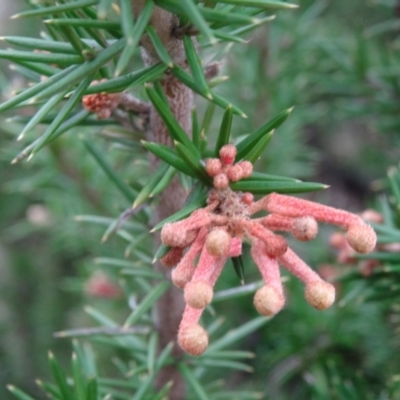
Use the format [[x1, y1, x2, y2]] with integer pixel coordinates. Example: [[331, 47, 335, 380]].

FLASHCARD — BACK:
[[160, 247, 184, 268], [346, 223, 377, 254], [213, 173, 229, 190], [253, 286, 285, 316], [178, 324, 209, 356], [161, 225, 197, 248], [171, 263, 194, 289], [205, 158, 222, 177], [184, 281, 213, 309], [219, 144, 237, 165], [305, 281, 335, 310], [241, 192, 254, 205], [237, 161, 253, 178], [227, 164, 243, 182], [292, 216, 318, 241], [205, 228, 231, 257]]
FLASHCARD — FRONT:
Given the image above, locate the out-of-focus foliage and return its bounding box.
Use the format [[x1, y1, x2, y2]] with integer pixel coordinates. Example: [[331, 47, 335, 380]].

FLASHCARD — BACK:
[[1, 0, 400, 399]]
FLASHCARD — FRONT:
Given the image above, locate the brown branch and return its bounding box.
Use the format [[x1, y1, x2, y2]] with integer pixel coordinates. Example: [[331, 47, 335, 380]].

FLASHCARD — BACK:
[[132, 2, 195, 398]]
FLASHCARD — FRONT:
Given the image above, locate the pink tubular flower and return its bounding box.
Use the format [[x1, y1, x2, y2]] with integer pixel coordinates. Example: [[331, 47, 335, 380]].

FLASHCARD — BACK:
[[160, 144, 377, 356]]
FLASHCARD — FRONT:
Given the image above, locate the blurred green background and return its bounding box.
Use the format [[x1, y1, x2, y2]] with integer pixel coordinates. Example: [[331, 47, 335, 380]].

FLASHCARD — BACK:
[[1, 0, 400, 399]]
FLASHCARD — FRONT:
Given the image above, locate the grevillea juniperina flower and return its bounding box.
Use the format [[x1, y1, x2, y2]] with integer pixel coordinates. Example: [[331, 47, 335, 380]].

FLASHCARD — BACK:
[[160, 144, 377, 356]]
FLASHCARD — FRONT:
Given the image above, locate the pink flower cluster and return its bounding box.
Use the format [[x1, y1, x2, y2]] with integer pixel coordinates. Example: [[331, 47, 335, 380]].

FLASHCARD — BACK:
[[82, 80, 120, 119], [160, 145, 377, 356]]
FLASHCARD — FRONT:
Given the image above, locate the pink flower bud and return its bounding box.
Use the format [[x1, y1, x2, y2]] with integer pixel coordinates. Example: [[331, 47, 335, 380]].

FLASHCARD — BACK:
[[205, 229, 231, 257], [213, 173, 229, 189], [172, 259, 196, 289], [305, 281, 335, 310], [291, 216, 318, 241], [161, 224, 197, 247], [241, 192, 254, 205], [184, 281, 213, 309], [219, 144, 237, 165], [237, 161, 253, 178], [359, 209, 383, 223], [178, 324, 209, 356], [253, 285, 285, 316], [85, 271, 122, 299], [205, 158, 222, 177], [227, 164, 244, 181], [346, 223, 377, 253]]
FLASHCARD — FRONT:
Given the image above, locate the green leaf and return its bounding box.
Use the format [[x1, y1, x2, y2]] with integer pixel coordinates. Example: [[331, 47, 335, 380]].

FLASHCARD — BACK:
[[48, 352, 74, 400], [7, 386, 36, 400], [191, 358, 253, 372], [0, 65, 76, 113], [178, 364, 209, 400], [32, 38, 126, 101], [192, 109, 200, 148], [145, 84, 199, 153], [243, 129, 274, 163], [213, 281, 263, 303], [85, 378, 98, 400], [44, 18, 120, 31], [215, 105, 233, 156], [146, 26, 174, 67], [180, 0, 216, 44], [0, 36, 77, 54], [249, 171, 298, 181], [230, 179, 328, 194], [207, 0, 298, 9], [12, 0, 98, 18], [71, 353, 86, 400], [96, 257, 162, 279], [183, 35, 211, 97], [141, 141, 197, 178], [235, 107, 293, 160], [155, 342, 174, 371], [152, 382, 173, 400], [200, 7, 259, 26], [17, 91, 66, 140], [147, 333, 158, 373], [84, 306, 118, 328], [206, 316, 270, 352], [174, 141, 211, 184], [133, 163, 170, 208], [123, 282, 170, 327], [82, 138, 137, 203], [152, 243, 172, 263], [83, 63, 167, 93], [98, 0, 114, 19], [149, 165, 177, 197], [231, 256, 245, 284], [0, 49, 82, 64], [31, 75, 93, 155], [120, 0, 135, 38], [115, 0, 154, 76]]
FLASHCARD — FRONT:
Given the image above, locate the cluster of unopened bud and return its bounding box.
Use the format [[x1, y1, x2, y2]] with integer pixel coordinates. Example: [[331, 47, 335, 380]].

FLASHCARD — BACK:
[[84, 271, 122, 299], [205, 145, 253, 189], [157, 144, 378, 356], [82, 79, 120, 119]]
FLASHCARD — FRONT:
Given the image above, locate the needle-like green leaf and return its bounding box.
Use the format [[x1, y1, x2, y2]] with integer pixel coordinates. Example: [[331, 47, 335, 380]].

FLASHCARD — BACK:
[[146, 26, 174, 67], [83, 139, 137, 203], [123, 282, 170, 328], [7, 386, 36, 400], [31, 75, 93, 154], [235, 107, 293, 160], [17, 90, 67, 140], [132, 163, 170, 208], [115, 0, 154, 76], [0, 36, 78, 54], [215, 105, 233, 156], [0, 49, 82, 64], [141, 141, 197, 177], [178, 364, 209, 400], [183, 35, 211, 97], [149, 166, 176, 197], [11, 0, 98, 19], [207, 0, 298, 9], [230, 179, 328, 194]]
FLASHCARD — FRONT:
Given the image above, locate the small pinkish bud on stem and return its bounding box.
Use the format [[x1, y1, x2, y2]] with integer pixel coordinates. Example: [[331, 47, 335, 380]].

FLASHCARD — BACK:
[[305, 281, 335, 310], [205, 229, 231, 257]]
